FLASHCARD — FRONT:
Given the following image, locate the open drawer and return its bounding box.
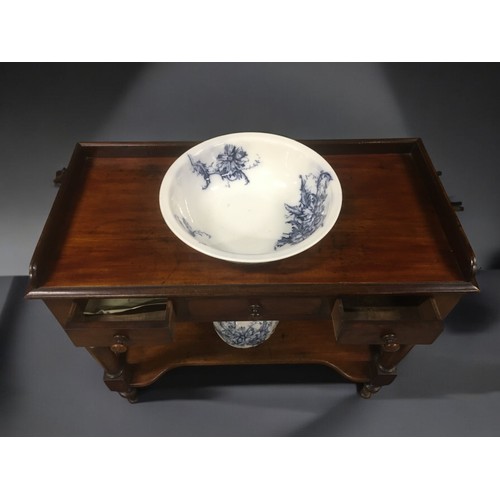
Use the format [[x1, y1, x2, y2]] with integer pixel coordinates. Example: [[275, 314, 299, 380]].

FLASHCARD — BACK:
[[64, 298, 174, 348], [332, 296, 443, 345]]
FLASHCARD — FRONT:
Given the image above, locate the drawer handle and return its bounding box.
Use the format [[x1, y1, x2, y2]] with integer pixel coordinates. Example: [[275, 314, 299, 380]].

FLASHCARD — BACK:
[[381, 333, 400, 352], [249, 304, 262, 318], [111, 334, 129, 354]]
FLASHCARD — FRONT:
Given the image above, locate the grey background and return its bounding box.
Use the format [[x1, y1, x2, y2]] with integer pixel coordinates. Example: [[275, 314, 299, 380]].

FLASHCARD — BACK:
[[1, 63, 499, 436]]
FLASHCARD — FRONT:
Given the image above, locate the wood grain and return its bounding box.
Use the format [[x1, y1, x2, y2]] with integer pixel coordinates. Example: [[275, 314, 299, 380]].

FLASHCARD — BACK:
[[126, 320, 373, 387], [27, 139, 478, 298]]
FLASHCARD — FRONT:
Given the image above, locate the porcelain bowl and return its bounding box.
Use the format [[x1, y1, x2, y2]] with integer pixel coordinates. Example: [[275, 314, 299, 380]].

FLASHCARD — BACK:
[[213, 320, 279, 348], [159, 132, 342, 263]]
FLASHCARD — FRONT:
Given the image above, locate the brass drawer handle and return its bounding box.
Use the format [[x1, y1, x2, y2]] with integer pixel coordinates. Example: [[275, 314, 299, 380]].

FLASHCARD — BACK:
[[381, 333, 400, 352], [249, 304, 262, 318], [110, 334, 129, 354]]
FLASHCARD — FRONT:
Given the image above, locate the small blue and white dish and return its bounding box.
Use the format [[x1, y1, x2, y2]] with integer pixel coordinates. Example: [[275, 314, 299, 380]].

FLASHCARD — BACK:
[[159, 132, 342, 263], [213, 320, 279, 348]]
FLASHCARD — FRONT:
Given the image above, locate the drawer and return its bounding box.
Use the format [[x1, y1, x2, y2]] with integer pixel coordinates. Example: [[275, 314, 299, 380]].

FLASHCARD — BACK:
[[64, 298, 174, 348], [176, 296, 331, 321], [332, 296, 443, 345]]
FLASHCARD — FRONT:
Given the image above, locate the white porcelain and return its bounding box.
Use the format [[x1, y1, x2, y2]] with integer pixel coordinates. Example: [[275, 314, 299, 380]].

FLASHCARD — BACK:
[[159, 132, 342, 263], [213, 320, 279, 348]]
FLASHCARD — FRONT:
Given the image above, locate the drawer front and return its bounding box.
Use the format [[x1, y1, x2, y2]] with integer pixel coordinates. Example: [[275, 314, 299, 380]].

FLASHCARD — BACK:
[[177, 296, 331, 321], [332, 296, 443, 345], [64, 299, 174, 347]]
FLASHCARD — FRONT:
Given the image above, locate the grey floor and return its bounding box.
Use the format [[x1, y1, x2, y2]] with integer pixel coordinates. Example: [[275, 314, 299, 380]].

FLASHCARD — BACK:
[[0, 271, 498, 436]]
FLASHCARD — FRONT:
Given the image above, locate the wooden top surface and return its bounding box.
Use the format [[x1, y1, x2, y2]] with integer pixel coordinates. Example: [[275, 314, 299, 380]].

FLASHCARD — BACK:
[[27, 139, 477, 297]]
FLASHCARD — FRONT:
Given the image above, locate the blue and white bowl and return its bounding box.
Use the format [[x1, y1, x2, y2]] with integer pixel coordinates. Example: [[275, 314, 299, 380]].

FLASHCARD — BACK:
[[213, 320, 279, 348], [159, 132, 342, 263]]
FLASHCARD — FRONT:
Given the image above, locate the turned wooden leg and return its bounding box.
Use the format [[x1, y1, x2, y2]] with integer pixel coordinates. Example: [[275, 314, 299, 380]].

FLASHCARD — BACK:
[[359, 334, 414, 399], [86, 343, 138, 403]]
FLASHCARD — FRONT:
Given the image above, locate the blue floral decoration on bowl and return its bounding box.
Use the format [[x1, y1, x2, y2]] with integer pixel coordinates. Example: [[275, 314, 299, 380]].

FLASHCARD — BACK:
[[159, 132, 343, 263], [213, 320, 278, 348], [189, 144, 260, 189], [275, 171, 333, 249], [175, 215, 211, 242]]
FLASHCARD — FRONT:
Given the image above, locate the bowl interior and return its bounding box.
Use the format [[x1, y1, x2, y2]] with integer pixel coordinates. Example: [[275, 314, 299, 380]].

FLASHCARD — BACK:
[[159, 133, 342, 263]]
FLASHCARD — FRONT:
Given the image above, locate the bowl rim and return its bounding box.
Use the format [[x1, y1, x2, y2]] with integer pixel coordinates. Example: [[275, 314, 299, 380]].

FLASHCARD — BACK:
[[159, 132, 342, 263]]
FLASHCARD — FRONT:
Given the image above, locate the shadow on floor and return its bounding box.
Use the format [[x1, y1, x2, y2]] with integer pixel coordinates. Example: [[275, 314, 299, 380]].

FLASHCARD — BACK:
[[137, 364, 348, 403]]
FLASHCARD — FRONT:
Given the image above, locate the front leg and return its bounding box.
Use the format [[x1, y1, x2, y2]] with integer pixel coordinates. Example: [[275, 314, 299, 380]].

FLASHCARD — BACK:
[[359, 335, 414, 399], [87, 342, 138, 403]]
